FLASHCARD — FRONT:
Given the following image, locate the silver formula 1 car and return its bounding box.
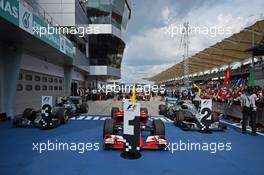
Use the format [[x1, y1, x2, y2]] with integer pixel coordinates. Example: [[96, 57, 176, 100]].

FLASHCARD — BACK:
[[170, 100, 227, 132], [13, 96, 88, 129]]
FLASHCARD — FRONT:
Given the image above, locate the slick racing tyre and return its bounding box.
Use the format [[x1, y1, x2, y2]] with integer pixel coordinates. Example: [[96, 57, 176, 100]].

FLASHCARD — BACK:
[[103, 119, 115, 136], [140, 107, 148, 114], [153, 119, 165, 136], [158, 104, 166, 115], [103, 119, 115, 150], [57, 108, 70, 124], [80, 103, 89, 113], [22, 108, 37, 122], [111, 107, 119, 118], [174, 111, 184, 127]]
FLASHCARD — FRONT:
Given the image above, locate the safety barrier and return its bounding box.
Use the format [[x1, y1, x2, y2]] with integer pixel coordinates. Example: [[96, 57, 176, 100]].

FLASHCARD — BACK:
[[213, 102, 264, 125]]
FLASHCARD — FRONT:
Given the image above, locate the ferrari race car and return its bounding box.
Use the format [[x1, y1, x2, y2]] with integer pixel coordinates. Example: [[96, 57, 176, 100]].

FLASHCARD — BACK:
[[159, 97, 178, 116], [172, 100, 227, 132], [13, 96, 88, 129], [117, 93, 131, 101], [103, 107, 167, 150], [136, 93, 150, 101]]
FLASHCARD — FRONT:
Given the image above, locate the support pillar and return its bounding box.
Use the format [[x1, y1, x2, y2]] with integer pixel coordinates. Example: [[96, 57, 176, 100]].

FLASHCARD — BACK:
[[0, 44, 4, 113], [0, 44, 22, 118], [64, 66, 73, 96]]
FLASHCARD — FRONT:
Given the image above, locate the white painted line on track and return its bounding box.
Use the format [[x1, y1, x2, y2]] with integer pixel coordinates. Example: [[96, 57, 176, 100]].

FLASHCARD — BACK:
[[76, 116, 86, 120], [100, 117, 111, 120], [84, 116, 93, 120], [221, 120, 264, 136], [93, 116, 100, 120], [70, 115, 173, 123]]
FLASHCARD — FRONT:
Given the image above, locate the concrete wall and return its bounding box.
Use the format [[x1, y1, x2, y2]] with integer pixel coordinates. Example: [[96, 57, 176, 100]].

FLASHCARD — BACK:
[[0, 47, 76, 116], [20, 52, 64, 77], [14, 51, 65, 115], [14, 69, 64, 115]]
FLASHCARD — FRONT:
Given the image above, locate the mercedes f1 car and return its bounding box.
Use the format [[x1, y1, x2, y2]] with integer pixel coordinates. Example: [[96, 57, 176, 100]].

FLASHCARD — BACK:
[[103, 107, 167, 150], [172, 101, 227, 132], [159, 97, 178, 116], [13, 96, 88, 129]]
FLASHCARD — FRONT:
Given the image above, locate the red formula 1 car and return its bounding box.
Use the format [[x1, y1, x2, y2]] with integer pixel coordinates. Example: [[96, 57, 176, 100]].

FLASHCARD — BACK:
[[103, 107, 167, 150], [136, 93, 150, 101]]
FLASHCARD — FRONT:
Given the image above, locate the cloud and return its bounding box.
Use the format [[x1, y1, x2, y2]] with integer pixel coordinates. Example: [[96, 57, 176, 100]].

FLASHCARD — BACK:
[[162, 7, 170, 22], [120, 63, 174, 84], [121, 0, 264, 83]]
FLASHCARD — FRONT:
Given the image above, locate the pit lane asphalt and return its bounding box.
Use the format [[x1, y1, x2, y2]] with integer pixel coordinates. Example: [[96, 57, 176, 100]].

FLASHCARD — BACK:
[[0, 98, 264, 175], [87, 97, 162, 116]]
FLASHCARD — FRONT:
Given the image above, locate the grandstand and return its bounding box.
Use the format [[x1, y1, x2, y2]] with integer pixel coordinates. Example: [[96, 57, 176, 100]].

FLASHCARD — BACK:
[[146, 20, 264, 87]]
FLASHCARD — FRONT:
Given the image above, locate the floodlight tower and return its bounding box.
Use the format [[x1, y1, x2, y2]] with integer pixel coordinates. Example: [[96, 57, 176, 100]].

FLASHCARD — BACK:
[[183, 22, 190, 86]]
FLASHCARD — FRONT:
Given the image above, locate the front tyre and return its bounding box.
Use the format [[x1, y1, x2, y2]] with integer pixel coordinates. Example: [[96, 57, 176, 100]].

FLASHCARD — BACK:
[[57, 108, 69, 124], [103, 119, 115, 150]]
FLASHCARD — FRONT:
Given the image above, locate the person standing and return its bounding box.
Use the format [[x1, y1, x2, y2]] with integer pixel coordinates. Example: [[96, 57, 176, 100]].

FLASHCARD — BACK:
[[248, 87, 258, 136], [240, 88, 257, 135], [240, 89, 250, 134]]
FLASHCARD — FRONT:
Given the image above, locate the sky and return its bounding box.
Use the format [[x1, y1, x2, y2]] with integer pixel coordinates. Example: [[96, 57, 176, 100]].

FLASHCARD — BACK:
[[120, 0, 264, 83]]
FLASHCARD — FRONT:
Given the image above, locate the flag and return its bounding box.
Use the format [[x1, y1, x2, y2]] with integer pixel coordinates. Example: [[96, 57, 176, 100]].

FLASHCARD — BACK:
[[224, 67, 231, 87], [131, 84, 137, 104], [249, 66, 255, 87], [193, 83, 201, 93]]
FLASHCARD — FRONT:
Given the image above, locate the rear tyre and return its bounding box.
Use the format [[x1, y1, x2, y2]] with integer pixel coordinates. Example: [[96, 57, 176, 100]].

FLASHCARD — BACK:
[[140, 107, 148, 114], [22, 108, 37, 122], [219, 123, 227, 130], [212, 113, 220, 123], [174, 111, 184, 127], [153, 119, 165, 136], [111, 107, 119, 118], [57, 108, 69, 124], [158, 105, 166, 115]]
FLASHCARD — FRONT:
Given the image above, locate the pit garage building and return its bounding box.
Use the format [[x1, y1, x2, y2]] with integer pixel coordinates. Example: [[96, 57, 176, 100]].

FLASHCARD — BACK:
[[0, 0, 132, 117]]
